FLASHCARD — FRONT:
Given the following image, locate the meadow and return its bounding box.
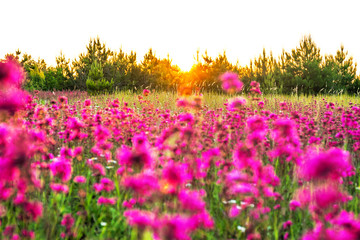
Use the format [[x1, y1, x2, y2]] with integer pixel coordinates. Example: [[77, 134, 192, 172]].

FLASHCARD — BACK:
[[1, 63, 360, 240]]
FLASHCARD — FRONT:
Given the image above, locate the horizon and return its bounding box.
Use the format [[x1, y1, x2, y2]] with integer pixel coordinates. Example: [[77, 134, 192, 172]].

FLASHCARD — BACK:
[[1, 0, 360, 72]]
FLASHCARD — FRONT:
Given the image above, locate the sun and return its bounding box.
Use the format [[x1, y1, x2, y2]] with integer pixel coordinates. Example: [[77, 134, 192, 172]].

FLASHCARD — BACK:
[[174, 59, 194, 72]]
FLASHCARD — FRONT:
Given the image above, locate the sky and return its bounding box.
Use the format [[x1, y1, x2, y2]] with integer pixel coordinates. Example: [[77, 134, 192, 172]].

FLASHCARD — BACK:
[[1, 0, 360, 72]]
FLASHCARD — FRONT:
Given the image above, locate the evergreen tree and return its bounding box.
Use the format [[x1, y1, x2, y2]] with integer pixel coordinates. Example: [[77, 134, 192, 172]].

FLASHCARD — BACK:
[[324, 45, 357, 94], [72, 37, 112, 90], [281, 35, 324, 95], [86, 60, 113, 94], [55, 52, 74, 90]]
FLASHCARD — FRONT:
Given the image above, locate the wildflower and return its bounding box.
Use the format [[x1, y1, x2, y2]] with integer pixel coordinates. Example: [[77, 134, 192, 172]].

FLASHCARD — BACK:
[[143, 89, 150, 96], [123, 171, 159, 196], [311, 185, 348, 210], [24, 201, 43, 221], [229, 204, 241, 218], [50, 183, 69, 194], [123, 209, 155, 229], [74, 176, 86, 183], [176, 98, 190, 108], [220, 72, 243, 93], [178, 190, 206, 212], [178, 112, 194, 124], [247, 115, 267, 132], [94, 183, 103, 193], [0, 60, 24, 88], [58, 96, 68, 105], [279, 101, 287, 110], [123, 199, 136, 209], [84, 99, 91, 107], [90, 163, 106, 176], [258, 101, 264, 108], [0, 88, 28, 115], [116, 138, 153, 170], [227, 97, 247, 111], [283, 220, 292, 229], [162, 161, 189, 187], [233, 143, 257, 169], [49, 158, 72, 182], [156, 214, 197, 240], [94, 178, 114, 192], [21, 230, 35, 239], [250, 81, 262, 95], [289, 200, 301, 211], [61, 214, 75, 233], [298, 148, 352, 181], [97, 196, 117, 205]]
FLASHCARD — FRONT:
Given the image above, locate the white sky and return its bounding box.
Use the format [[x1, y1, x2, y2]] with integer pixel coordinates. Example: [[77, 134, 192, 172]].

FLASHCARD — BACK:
[[1, 0, 360, 72]]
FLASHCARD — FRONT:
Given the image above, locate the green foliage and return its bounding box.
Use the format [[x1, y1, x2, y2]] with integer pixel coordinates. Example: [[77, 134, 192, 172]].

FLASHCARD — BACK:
[[72, 37, 112, 90], [86, 60, 114, 95], [27, 65, 46, 90], [43, 67, 60, 91], [2, 35, 360, 95], [55, 52, 75, 90]]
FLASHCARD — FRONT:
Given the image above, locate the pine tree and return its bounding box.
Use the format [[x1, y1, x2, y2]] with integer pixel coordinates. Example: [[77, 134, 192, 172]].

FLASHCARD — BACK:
[[86, 60, 113, 95], [72, 37, 112, 90]]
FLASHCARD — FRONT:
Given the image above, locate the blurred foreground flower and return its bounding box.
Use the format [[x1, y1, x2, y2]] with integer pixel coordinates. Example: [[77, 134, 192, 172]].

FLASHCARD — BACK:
[[220, 72, 243, 93]]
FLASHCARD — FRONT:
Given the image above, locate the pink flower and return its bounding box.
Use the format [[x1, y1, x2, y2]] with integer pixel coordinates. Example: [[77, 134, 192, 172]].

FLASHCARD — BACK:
[[233, 143, 257, 169], [0, 88, 28, 115], [73, 147, 83, 157], [272, 118, 297, 140], [21, 230, 35, 239], [123, 209, 155, 230], [176, 98, 190, 108], [123, 171, 159, 196], [247, 115, 267, 132], [220, 72, 243, 93], [298, 148, 352, 181], [94, 178, 114, 192], [178, 112, 194, 124], [90, 163, 106, 176], [258, 101, 264, 108], [289, 200, 301, 211], [50, 183, 69, 194], [283, 220, 292, 229], [116, 140, 153, 170], [93, 183, 103, 193], [227, 97, 247, 111], [123, 199, 136, 209], [24, 201, 43, 221], [250, 81, 260, 88], [61, 214, 75, 238], [162, 161, 189, 186], [156, 214, 197, 240], [49, 158, 72, 182], [229, 204, 241, 218], [97, 196, 117, 205], [61, 214, 74, 230], [58, 96, 68, 105], [143, 89, 150, 96], [178, 190, 206, 213], [84, 99, 91, 107], [0, 60, 24, 88], [73, 176, 86, 184], [311, 185, 347, 210]]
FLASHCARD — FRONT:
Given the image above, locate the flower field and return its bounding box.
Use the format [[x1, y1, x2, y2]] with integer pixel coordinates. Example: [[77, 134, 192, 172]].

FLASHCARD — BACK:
[[2, 61, 360, 239]]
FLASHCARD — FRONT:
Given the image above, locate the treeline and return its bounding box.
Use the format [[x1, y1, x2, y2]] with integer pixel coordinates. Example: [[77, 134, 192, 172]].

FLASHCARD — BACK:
[[2, 35, 360, 95]]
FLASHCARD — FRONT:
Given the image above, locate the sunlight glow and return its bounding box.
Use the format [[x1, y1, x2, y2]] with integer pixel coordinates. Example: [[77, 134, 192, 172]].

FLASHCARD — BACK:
[[1, 0, 360, 72]]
